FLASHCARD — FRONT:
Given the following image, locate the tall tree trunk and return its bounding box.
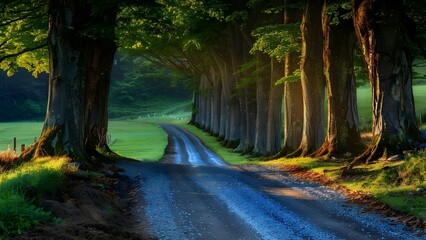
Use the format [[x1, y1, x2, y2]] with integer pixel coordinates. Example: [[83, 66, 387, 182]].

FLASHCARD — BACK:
[[312, 1, 362, 158], [198, 73, 210, 130], [350, 0, 420, 164], [211, 47, 240, 147], [275, 2, 303, 158], [84, 38, 116, 155], [253, 54, 270, 156], [209, 66, 222, 136], [25, 0, 91, 160], [293, 0, 326, 156], [266, 58, 283, 155]]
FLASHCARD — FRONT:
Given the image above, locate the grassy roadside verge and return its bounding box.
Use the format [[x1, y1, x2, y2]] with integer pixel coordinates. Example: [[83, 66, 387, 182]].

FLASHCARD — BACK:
[[253, 155, 426, 222], [0, 157, 69, 238]]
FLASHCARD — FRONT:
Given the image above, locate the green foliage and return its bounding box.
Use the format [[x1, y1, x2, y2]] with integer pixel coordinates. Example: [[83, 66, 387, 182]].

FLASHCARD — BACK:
[[234, 58, 258, 90], [275, 69, 301, 85], [403, 0, 426, 58], [0, 0, 48, 76], [324, 0, 352, 26], [353, 48, 369, 87], [108, 56, 192, 118], [251, 23, 301, 61], [0, 192, 54, 238], [0, 70, 48, 121], [0, 157, 67, 238]]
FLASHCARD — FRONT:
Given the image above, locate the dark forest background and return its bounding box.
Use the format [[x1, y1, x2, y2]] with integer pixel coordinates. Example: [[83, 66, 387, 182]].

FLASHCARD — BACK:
[[0, 56, 192, 122]]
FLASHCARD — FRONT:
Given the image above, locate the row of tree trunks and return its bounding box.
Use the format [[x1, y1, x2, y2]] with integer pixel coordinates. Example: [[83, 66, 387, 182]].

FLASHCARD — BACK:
[[191, 0, 419, 163]]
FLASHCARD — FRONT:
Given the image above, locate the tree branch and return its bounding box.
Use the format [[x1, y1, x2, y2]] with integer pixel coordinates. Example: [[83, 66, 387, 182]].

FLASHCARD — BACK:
[[0, 41, 47, 64]]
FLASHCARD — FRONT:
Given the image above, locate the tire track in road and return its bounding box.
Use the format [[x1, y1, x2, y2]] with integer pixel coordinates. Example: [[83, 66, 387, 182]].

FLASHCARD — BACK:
[[160, 124, 227, 167], [118, 124, 422, 240]]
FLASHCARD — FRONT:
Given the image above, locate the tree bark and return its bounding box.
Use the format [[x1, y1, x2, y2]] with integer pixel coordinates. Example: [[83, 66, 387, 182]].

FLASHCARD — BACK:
[[28, 0, 90, 160], [253, 53, 270, 156], [293, 0, 326, 156], [84, 38, 116, 154], [312, 0, 362, 158], [275, 2, 304, 158], [350, 0, 420, 164], [266, 58, 283, 155], [209, 66, 222, 136]]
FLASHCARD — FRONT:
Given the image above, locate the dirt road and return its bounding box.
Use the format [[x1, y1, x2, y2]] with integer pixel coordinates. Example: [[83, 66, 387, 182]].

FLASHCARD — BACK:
[[119, 124, 422, 239]]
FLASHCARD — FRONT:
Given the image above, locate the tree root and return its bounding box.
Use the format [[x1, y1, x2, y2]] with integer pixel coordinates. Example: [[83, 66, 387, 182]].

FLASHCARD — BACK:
[[341, 143, 381, 176], [265, 145, 294, 160]]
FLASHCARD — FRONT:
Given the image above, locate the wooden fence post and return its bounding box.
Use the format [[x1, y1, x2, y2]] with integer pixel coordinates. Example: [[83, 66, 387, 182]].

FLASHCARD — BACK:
[[13, 137, 16, 153]]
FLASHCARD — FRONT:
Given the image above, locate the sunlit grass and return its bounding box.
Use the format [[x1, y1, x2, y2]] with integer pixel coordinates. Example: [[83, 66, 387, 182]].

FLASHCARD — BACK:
[[259, 153, 426, 220], [0, 157, 69, 197], [108, 120, 168, 161], [0, 157, 68, 237]]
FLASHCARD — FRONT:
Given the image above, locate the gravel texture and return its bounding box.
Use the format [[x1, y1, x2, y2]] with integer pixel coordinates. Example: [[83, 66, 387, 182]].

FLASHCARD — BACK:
[[118, 124, 423, 240]]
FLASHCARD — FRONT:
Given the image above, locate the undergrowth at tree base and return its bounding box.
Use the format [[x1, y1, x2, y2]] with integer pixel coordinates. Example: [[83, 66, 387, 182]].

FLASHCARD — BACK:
[[0, 156, 69, 239], [254, 151, 426, 231]]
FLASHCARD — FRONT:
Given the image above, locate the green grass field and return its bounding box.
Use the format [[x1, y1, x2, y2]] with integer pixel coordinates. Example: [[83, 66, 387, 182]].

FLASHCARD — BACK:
[[0, 120, 168, 161], [0, 122, 43, 153], [108, 120, 167, 161]]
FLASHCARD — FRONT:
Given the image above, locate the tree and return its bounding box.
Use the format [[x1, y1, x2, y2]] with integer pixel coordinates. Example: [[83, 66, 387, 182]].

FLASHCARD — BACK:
[[350, 0, 420, 165], [312, 0, 362, 158], [292, 0, 326, 156], [22, 0, 118, 162], [83, 1, 118, 155], [277, 1, 303, 157]]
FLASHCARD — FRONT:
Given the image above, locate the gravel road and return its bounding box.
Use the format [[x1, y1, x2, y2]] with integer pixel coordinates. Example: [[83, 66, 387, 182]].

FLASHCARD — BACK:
[[118, 124, 424, 240]]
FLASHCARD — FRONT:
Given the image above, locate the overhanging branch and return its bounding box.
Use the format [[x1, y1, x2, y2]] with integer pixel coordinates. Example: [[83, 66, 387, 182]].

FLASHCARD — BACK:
[[0, 41, 47, 64]]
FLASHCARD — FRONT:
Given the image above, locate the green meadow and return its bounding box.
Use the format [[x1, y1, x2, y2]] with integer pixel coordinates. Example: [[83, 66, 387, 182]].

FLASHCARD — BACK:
[[0, 120, 168, 161], [108, 120, 168, 161]]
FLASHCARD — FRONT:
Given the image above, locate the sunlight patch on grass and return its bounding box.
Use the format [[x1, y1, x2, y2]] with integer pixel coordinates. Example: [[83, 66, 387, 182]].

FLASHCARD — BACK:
[[0, 157, 69, 195], [265, 153, 426, 220], [256, 157, 342, 179], [108, 120, 168, 161], [0, 157, 68, 237]]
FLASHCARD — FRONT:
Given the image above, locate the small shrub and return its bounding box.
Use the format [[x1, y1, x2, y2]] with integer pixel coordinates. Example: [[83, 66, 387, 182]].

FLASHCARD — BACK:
[[0, 151, 19, 172]]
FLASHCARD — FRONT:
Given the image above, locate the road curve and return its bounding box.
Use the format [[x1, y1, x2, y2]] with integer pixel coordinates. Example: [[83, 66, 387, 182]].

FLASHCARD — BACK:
[[118, 124, 422, 240]]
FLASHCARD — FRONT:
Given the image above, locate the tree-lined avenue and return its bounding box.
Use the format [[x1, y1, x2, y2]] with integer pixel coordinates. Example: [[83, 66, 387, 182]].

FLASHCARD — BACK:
[[118, 125, 418, 239]]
